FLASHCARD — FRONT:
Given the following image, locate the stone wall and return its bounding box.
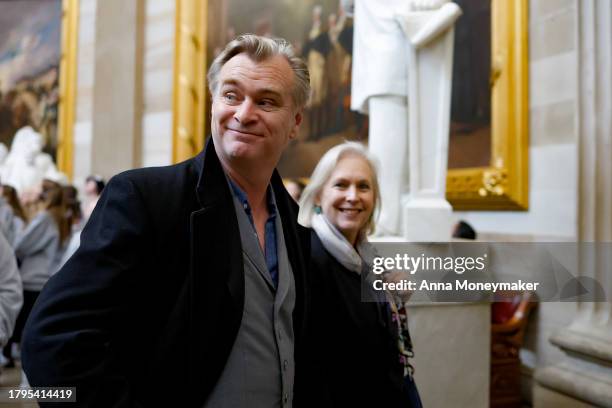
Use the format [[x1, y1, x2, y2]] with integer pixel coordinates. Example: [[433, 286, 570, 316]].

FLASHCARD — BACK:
[[457, 0, 579, 240], [454, 1, 581, 404]]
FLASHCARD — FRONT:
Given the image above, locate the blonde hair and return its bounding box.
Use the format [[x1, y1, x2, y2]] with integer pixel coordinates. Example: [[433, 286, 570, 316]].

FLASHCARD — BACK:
[[298, 141, 381, 235]]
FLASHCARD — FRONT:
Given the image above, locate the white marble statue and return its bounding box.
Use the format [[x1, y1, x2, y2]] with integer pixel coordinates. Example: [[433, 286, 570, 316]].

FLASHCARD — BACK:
[[0, 144, 7, 168], [0, 126, 66, 192], [351, 0, 461, 239]]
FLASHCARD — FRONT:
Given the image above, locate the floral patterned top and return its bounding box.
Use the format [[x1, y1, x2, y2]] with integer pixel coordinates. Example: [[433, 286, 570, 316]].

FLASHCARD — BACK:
[[387, 293, 416, 379]]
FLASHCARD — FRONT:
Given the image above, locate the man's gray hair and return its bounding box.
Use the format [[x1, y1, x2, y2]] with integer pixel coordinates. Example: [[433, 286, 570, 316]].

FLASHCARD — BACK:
[[298, 141, 381, 236], [207, 34, 311, 109]]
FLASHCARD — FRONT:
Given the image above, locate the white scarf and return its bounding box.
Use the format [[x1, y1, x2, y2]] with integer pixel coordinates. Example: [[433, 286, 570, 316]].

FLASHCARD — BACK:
[[311, 213, 373, 274]]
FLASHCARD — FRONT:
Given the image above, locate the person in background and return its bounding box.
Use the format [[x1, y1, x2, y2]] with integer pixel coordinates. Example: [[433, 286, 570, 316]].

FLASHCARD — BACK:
[[452, 220, 477, 240], [82, 174, 105, 220], [285, 178, 306, 202], [0, 183, 25, 247], [0, 232, 23, 359], [0, 183, 14, 242], [4, 181, 64, 368], [298, 141, 422, 407], [55, 185, 83, 270], [62, 185, 82, 229]]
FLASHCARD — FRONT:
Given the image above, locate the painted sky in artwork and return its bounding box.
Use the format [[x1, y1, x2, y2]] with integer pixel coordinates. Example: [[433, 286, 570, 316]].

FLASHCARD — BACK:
[[0, 0, 62, 93]]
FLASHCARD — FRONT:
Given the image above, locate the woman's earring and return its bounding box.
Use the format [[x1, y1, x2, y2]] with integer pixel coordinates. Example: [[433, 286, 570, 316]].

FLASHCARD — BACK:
[[314, 205, 322, 214]]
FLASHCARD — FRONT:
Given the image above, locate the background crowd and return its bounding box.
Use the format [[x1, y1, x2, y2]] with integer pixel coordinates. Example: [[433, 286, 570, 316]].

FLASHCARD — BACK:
[[0, 173, 104, 380]]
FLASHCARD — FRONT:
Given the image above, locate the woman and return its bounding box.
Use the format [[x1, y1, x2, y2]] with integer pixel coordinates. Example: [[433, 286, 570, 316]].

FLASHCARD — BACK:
[[298, 141, 421, 407], [6, 181, 64, 366], [0, 184, 27, 246]]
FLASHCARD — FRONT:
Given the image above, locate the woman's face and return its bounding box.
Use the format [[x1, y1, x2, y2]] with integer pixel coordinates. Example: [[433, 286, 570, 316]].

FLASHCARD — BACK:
[[317, 154, 375, 246]]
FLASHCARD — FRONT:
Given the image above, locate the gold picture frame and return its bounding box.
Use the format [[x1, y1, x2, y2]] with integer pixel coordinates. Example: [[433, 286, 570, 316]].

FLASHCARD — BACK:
[[446, 0, 529, 210], [172, 0, 207, 163], [57, 0, 79, 179], [172, 0, 529, 211]]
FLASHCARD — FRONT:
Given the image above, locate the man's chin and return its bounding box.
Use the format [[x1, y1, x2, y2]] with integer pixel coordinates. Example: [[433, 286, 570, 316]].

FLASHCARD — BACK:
[[227, 144, 261, 161]]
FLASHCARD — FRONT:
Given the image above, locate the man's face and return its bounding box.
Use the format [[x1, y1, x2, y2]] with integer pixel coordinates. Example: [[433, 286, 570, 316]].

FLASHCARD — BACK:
[[211, 53, 302, 169]]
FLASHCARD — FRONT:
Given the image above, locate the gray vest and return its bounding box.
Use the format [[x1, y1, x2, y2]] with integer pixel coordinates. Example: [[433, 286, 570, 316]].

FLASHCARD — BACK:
[[204, 191, 296, 408]]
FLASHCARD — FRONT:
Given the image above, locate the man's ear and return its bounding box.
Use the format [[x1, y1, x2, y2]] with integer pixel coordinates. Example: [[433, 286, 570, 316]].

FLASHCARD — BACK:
[[289, 110, 303, 140]]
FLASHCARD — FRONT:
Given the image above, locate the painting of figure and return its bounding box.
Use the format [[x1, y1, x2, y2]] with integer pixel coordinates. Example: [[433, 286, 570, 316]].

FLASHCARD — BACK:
[[0, 0, 62, 161], [448, 0, 492, 169], [207, 0, 367, 178]]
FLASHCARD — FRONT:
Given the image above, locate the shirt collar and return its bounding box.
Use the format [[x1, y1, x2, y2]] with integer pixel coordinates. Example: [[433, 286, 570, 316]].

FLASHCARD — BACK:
[[227, 177, 277, 217]]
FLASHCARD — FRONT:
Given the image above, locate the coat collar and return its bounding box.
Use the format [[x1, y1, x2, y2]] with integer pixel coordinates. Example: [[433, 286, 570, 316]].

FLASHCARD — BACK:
[[194, 138, 232, 209], [194, 137, 294, 214]]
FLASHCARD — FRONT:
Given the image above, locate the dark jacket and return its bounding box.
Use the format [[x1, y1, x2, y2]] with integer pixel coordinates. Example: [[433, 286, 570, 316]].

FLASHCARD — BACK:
[[21, 140, 310, 407], [304, 232, 406, 407]]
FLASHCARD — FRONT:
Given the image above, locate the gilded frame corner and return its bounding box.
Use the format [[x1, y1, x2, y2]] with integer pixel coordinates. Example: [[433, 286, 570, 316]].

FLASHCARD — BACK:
[[446, 0, 529, 210], [57, 0, 79, 180]]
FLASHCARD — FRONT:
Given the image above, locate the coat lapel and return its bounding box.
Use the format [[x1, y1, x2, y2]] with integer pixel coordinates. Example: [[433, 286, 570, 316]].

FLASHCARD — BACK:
[[187, 140, 245, 401], [232, 197, 276, 290], [271, 171, 309, 339]]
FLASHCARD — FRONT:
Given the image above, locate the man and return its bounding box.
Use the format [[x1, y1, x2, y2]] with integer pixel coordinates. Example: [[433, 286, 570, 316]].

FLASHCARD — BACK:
[[22, 35, 311, 407]]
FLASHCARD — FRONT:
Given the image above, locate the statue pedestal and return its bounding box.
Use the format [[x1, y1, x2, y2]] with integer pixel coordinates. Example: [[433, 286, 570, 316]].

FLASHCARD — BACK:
[[408, 302, 490, 408], [403, 197, 453, 242]]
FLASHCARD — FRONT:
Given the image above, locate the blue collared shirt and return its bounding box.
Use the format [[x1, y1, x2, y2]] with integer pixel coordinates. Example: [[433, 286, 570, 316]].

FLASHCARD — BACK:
[[228, 179, 279, 288]]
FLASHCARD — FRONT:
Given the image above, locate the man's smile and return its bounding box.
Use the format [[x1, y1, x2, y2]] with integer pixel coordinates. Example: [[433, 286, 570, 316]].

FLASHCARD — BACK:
[[226, 128, 263, 138]]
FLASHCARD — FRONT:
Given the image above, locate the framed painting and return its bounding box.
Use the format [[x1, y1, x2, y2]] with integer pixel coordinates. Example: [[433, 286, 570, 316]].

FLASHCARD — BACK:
[[173, 0, 366, 178], [446, 0, 529, 210], [173, 0, 528, 209], [0, 0, 78, 178]]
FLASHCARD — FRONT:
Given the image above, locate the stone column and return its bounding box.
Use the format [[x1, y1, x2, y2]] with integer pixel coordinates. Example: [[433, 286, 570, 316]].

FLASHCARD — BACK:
[[91, 0, 144, 179], [534, 1, 612, 406]]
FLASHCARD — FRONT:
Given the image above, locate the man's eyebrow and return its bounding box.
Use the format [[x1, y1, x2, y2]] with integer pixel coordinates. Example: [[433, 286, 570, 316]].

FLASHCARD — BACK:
[[258, 88, 284, 99], [219, 79, 240, 88], [218, 80, 284, 100]]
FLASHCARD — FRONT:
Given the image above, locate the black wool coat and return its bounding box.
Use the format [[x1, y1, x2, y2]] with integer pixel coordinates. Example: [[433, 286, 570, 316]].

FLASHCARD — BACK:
[[21, 139, 311, 407], [302, 232, 407, 408]]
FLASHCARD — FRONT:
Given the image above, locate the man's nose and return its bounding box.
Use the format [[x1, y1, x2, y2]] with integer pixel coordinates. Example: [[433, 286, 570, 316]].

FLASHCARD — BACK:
[[234, 99, 257, 124]]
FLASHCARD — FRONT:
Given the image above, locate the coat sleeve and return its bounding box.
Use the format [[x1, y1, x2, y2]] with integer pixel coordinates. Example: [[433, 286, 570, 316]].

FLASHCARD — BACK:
[[0, 232, 22, 348], [294, 233, 334, 408], [0, 201, 16, 247], [21, 173, 151, 408]]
